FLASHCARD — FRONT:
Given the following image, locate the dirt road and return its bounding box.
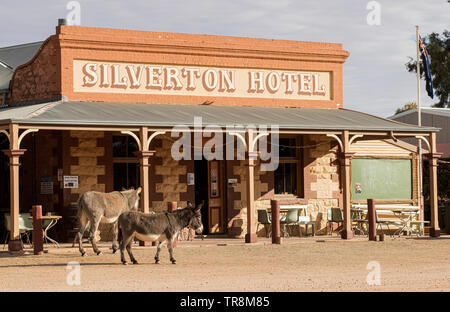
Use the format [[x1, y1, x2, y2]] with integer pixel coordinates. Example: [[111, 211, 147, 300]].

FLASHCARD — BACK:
[[1, 236, 449, 292]]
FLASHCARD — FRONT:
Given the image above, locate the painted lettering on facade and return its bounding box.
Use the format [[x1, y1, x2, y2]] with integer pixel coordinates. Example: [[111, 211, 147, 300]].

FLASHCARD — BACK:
[[74, 60, 331, 100]]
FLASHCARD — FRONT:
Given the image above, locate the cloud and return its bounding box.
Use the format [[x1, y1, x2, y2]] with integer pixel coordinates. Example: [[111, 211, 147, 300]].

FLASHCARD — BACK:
[[0, 0, 448, 117]]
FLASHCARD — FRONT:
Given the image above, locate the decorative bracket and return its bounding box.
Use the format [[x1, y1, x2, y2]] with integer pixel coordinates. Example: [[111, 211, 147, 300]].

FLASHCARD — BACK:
[[121, 131, 142, 151], [228, 131, 247, 150], [349, 134, 363, 146], [0, 129, 10, 143], [18, 129, 39, 148], [326, 134, 343, 151], [146, 131, 166, 150], [415, 136, 431, 151]]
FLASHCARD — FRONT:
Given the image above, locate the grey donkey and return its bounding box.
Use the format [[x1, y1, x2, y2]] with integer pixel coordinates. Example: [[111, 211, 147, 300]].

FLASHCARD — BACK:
[[75, 187, 142, 256], [118, 201, 204, 265]]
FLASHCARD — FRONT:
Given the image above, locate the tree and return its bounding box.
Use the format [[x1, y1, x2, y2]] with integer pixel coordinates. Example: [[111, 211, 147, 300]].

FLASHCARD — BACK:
[[406, 30, 450, 108], [395, 101, 417, 115]]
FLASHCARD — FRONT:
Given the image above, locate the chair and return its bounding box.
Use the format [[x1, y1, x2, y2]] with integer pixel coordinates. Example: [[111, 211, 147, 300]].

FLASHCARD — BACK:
[[3, 213, 33, 249], [256, 209, 272, 238], [360, 210, 397, 237], [297, 207, 315, 237], [327, 208, 344, 235], [351, 209, 367, 235], [280, 209, 299, 238]]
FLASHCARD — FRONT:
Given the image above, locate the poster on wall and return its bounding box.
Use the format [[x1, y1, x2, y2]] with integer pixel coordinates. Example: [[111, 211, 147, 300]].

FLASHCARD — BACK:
[[63, 176, 79, 189], [355, 183, 362, 194], [40, 176, 53, 195], [187, 173, 195, 186]]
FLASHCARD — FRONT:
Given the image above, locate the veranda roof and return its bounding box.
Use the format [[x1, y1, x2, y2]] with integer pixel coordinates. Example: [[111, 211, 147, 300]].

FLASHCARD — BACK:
[[0, 100, 439, 132]]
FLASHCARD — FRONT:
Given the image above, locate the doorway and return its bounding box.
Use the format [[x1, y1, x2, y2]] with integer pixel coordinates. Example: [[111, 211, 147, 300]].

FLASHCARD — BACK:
[[194, 158, 209, 234], [195, 158, 226, 235]]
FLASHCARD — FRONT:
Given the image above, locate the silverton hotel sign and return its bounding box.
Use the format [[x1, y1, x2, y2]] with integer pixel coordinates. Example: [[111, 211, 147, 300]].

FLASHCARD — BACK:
[[74, 60, 331, 100]]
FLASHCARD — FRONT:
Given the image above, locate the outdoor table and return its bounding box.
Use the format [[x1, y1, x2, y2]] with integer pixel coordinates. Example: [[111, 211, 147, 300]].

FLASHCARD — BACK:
[[351, 206, 420, 236], [390, 208, 419, 236], [29, 215, 62, 247]]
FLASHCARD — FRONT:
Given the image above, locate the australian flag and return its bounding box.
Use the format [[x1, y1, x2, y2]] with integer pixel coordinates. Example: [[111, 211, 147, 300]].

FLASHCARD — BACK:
[[419, 36, 434, 99]]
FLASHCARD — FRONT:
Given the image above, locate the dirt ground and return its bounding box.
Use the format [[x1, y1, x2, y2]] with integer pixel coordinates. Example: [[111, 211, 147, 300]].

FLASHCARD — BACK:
[[1, 235, 449, 292]]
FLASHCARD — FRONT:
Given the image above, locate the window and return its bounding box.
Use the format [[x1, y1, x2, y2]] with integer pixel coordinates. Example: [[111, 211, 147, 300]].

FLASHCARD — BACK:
[[113, 136, 140, 190], [274, 137, 303, 196]]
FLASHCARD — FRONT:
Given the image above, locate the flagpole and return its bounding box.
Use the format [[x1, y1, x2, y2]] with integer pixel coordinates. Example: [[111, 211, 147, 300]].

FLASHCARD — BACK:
[[416, 25, 424, 236]]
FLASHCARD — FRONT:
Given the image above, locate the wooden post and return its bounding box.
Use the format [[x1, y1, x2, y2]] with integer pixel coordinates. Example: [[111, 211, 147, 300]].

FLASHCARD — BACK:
[[245, 152, 258, 243], [340, 130, 354, 240], [168, 201, 178, 247], [428, 132, 441, 237], [32, 205, 44, 255], [271, 200, 281, 244], [138, 126, 149, 214], [2, 124, 26, 252], [367, 199, 377, 241]]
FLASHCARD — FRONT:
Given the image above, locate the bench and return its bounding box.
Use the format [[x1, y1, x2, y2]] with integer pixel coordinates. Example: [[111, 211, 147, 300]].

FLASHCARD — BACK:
[[351, 204, 426, 236]]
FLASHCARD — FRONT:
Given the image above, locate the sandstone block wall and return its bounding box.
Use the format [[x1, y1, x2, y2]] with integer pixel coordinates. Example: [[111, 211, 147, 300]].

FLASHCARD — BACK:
[[228, 159, 271, 238], [69, 131, 110, 240], [152, 135, 189, 212], [305, 135, 340, 234]]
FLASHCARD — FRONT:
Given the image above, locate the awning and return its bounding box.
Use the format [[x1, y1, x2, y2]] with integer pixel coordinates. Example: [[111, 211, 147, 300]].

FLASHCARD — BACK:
[[0, 100, 439, 132]]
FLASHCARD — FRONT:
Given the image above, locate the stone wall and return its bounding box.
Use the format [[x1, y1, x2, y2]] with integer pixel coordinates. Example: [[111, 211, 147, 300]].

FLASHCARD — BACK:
[[151, 135, 190, 212], [304, 135, 341, 235], [10, 37, 60, 104], [69, 131, 108, 240], [228, 159, 271, 238]]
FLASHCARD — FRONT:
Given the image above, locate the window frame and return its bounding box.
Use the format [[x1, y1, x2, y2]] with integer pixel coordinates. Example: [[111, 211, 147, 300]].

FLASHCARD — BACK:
[[112, 134, 140, 190], [274, 135, 304, 197]]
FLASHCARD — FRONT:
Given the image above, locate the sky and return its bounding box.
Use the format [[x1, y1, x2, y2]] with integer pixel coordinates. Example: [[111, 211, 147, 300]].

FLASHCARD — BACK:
[[0, 0, 448, 117]]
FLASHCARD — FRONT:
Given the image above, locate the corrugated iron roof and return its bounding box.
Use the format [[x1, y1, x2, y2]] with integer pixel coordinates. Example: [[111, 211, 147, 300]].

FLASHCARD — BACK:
[[0, 101, 439, 132]]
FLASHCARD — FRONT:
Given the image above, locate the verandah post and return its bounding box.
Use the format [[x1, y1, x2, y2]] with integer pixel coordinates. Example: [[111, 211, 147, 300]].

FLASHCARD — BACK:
[[168, 201, 178, 247], [32, 205, 44, 255], [340, 130, 354, 239], [271, 200, 281, 244], [367, 199, 377, 241], [428, 132, 441, 237]]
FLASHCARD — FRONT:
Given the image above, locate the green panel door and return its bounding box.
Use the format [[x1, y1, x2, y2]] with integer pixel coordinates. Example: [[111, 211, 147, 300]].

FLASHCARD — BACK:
[[351, 158, 412, 200]]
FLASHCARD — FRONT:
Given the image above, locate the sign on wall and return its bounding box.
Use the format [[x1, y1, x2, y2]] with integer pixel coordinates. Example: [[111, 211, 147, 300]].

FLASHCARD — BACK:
[[63, 175, 79, 189], [40, 176, 54, 195], [73, 60, 331, 101]]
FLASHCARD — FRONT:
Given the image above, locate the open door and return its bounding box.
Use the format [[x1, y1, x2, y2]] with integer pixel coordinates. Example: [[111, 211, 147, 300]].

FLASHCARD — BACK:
[[207, 160, 225, 233], [194, 158, 225, 234]]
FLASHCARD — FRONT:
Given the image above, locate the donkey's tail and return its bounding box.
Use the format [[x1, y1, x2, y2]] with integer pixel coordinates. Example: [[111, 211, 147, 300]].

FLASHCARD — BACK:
[[118, 223, 123, 246]]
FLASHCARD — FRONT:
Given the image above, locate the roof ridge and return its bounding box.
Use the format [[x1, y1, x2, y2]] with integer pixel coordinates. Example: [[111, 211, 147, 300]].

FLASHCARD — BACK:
[[0, 41, 44, 50], [341, 107, 431, 129], [25, 101, 62, 119]]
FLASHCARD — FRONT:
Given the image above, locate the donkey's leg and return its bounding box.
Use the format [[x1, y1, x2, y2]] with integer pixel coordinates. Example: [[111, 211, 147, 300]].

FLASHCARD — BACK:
[[77, 212, 90, 257], [154, 240, 166, 264], [112, 221, 119, 254], [89, 217, 102, 255], [120, 232, 134, 265], [167, 236, 177, 264], [126, 239, 138, 264]]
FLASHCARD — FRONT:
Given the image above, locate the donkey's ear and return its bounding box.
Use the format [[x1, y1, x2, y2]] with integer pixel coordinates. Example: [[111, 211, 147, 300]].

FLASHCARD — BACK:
[[195, 200, 204, 211], [136, 187, 142, 194], [186, 201, 193, 208]]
